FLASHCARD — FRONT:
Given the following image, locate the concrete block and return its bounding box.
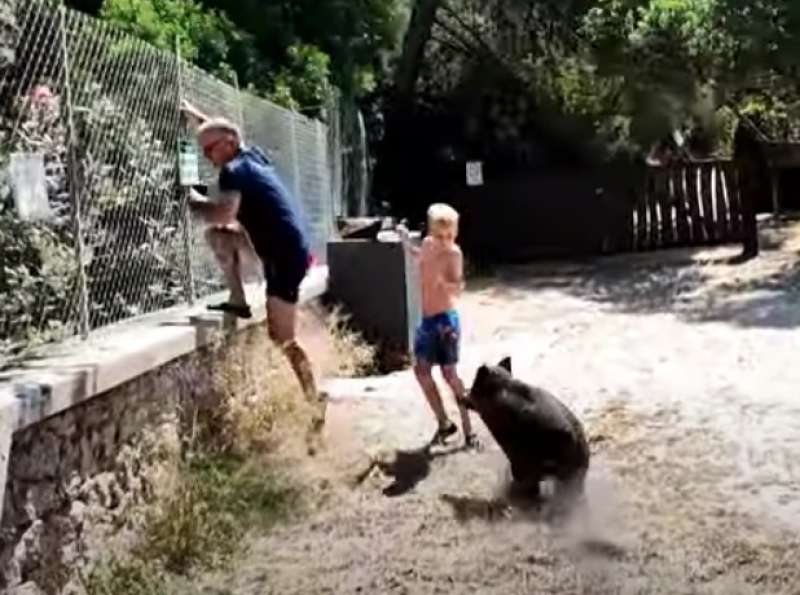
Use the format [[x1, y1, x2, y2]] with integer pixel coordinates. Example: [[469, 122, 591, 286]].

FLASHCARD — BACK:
[[0, 385, 20, 522], [0, 266, 328, 432]]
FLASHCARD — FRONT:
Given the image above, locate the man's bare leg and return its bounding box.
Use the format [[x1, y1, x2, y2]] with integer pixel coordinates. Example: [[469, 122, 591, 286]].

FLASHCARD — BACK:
[[267, 295, 325, 453], [267, 295, 318, 401], [205, 226, 247, 307]]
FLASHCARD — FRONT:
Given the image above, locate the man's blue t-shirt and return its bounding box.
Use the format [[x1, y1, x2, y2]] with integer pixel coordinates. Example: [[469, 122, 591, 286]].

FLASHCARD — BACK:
[[218, 146, 310, 265]]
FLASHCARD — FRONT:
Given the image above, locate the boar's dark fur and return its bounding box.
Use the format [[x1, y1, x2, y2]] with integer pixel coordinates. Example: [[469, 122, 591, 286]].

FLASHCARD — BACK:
[[463, 357, 589, 500]]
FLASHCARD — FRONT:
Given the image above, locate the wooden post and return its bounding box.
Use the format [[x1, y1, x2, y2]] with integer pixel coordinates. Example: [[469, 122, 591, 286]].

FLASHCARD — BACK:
[[686, 163, 705, 243], [771, 169, 781, 214], [733, 123, 761, 259], [673, 164, 691, 245], [699, 162, 716, 242]]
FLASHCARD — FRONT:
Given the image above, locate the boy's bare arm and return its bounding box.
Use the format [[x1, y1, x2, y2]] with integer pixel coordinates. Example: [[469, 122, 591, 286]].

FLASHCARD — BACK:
[[440, 247, 465, 294], [396, 223, 420, 258]]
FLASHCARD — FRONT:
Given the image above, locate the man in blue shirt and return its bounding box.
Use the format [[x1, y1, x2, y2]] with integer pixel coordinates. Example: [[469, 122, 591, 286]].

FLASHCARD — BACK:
[[180, 101, 322, 419]]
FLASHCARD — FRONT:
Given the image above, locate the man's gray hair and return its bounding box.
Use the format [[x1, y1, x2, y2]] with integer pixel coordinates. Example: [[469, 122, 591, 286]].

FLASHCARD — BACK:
[[197, 117, 242, 144]]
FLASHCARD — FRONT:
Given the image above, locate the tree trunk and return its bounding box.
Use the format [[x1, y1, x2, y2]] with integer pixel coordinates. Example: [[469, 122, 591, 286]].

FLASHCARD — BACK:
[[394, 0, 442, 102]]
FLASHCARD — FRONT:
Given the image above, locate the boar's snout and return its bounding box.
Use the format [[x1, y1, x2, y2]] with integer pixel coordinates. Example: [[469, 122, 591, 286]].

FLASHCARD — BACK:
[[457, 393, 476, 411]]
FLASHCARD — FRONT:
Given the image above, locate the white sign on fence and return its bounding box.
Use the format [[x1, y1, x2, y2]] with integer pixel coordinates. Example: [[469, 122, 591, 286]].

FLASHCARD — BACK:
[[466, 161, 483, 187], [10, 152, 52, 222], [178, 140, 200, 186]]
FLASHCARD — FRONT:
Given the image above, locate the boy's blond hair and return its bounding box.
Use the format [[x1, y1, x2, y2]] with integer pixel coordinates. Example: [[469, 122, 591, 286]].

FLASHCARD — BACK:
[[427, 203, 459, 229]]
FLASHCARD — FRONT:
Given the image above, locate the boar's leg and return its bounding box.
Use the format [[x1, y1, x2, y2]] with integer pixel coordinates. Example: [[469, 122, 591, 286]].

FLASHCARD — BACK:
[[509, 460, 543, 499], [555, 465, 587, 504]]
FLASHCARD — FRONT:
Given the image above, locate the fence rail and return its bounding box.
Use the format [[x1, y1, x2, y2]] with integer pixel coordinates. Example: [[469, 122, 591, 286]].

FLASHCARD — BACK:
[[0, 0, 343, 366], [628, 161, 744, 252]]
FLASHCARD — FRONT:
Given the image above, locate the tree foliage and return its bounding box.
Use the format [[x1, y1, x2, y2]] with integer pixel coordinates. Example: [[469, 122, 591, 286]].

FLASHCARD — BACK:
[[391, 0, 800, 159], [79, 0, 410, 111], [100, 0, 243, 77], [581, 0, 800, 147], [201, 0, 408, 98]]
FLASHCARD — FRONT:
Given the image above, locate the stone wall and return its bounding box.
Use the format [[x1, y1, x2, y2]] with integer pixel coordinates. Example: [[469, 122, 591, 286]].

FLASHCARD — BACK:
[[0, 323, 280, 593]]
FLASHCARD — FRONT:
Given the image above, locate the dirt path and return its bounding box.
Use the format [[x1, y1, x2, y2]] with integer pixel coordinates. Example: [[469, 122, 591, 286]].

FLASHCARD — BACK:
[[196, 218, 800, 594]]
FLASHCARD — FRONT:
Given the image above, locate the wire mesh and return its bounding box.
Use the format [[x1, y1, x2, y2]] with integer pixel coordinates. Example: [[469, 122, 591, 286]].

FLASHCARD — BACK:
[[0, 0, 345, 367], [63, 8, 189, 330], [241, 94, 335, 264], [179, 62, 245, 297], [0, 0, 79, 361], [293, 112, 335, 263]]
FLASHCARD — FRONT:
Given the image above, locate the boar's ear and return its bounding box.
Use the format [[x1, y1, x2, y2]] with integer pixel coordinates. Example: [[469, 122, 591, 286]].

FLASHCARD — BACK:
[[498, 356, 512, 374]]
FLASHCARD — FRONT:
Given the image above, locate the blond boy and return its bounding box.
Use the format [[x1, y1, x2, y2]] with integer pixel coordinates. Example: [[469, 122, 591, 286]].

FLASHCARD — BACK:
[[398, 204, 478, 448]]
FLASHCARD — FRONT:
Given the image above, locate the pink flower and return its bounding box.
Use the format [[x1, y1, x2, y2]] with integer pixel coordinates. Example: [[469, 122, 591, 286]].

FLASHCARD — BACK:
[[30, 84, 53, 104]]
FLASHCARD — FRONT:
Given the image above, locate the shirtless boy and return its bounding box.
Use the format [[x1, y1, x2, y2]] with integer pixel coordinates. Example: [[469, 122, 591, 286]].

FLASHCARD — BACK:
[[398, 204, 479, 448]]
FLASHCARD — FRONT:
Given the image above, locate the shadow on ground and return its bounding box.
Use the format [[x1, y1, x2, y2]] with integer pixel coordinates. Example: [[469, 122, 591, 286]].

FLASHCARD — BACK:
[[479, 216, 800, 330], [369, 442, 469, 497]]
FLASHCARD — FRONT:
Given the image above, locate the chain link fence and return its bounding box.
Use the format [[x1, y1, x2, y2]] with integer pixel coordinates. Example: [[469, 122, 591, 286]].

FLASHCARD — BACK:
[[0, 0, 344, 367]]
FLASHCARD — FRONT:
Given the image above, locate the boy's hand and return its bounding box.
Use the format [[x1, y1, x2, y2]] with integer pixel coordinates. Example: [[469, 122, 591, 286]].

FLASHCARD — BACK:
[[395, 223, 410, 241], [395, 222, 420, 257]]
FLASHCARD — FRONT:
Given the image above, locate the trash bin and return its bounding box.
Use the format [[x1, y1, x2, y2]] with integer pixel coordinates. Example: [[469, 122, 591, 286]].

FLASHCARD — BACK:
[[327, 235, 421, 368]]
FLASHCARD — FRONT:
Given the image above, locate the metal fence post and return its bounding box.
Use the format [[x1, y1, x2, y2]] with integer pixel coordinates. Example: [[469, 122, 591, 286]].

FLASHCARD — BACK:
[[232, 70, 246, 144], [326, 94, 343, 221], [357, 108, 369, 216], [175, 36, 196, 305], [59, 4, 91, 339], [316, 119, 334, 241], [289, 110, 302, 206]]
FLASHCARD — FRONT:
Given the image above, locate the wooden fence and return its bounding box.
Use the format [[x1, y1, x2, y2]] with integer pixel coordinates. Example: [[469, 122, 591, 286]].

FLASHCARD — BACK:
[[628, 160, 744, 251]]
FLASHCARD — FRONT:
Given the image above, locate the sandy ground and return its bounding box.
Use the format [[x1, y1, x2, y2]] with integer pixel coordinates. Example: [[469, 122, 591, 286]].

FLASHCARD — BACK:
[[194, 217, 800, 594]]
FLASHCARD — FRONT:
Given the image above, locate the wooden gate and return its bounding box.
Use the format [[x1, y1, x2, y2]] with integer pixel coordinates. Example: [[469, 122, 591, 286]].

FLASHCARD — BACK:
[[628, 160, 744, 251]]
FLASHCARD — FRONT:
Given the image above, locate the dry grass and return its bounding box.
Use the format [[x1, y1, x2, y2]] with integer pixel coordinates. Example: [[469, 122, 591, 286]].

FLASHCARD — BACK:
[[207, 332, 312, 456], [323, 305, 376, 377], [80, 557, 168, 595], [80, 309, 376, 594], [139, 452, 299, 576]]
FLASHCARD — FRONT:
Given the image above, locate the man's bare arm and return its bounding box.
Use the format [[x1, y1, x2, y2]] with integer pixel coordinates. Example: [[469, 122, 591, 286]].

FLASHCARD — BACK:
[[180, 100, 209, 132], [189, 188, 241, 225]]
